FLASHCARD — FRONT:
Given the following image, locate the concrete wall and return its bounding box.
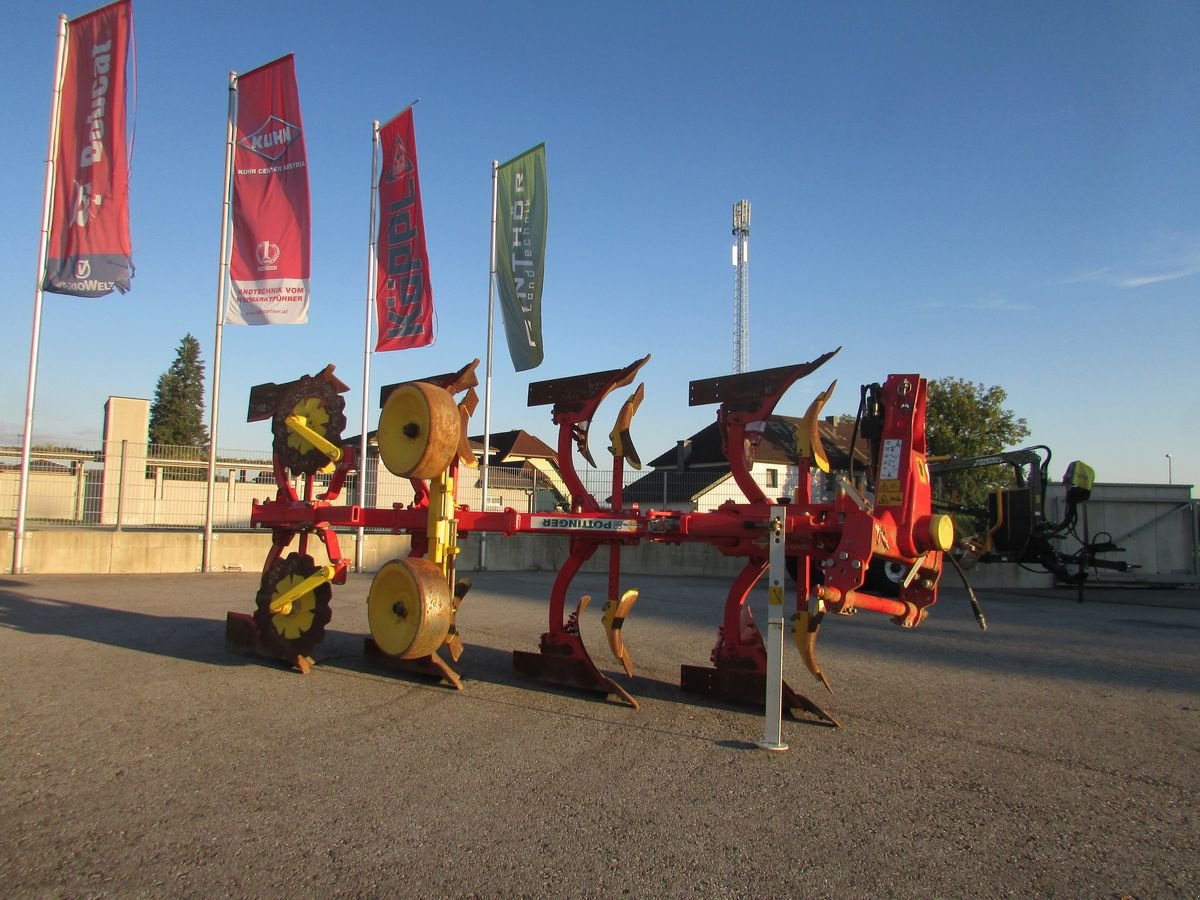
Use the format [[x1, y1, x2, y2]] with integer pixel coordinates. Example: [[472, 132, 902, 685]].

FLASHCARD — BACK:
[[0, 528, 420, 576], [0, 527, 750, 579], [1047, 483, 1198, 584], [101, 397, 150, 526]]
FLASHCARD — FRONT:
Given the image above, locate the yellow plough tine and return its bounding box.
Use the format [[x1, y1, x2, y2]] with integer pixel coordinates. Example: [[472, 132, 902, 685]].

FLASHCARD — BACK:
[[602, 589, 639, 677], [445, 578, 472, 662], [608, 384, 646, 470], [796, 379, 837, 474], [792, 604, 833, 694]]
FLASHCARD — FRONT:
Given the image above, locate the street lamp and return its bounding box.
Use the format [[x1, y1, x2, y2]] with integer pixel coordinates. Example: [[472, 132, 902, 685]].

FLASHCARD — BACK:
[[1165, 453, 1173, 485]]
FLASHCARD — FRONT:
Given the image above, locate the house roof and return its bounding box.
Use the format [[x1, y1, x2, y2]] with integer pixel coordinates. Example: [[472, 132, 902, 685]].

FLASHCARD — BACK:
[[621, 467, 731, 505], [645, 416, 871, 470], [467, 430, 557, 463], [624, 416, 872, 505], [341, 428, 556, 464]]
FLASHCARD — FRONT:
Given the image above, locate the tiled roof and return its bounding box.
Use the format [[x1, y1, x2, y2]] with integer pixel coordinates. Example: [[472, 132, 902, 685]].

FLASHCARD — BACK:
[[467, 430, 557, 463], [342, 428, 557, 464], [645, 416, 870, 470]]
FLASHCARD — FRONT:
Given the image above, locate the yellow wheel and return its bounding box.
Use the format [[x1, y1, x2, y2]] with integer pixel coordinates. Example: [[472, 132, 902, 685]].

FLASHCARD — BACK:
[[367, 557, 452, 659], [377, 382, 460, 479], [271, 375, 347, 477], [254, 553, 333, 658]]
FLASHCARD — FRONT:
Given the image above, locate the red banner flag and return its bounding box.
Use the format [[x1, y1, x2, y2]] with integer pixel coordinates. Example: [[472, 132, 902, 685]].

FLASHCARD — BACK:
[[226, 55, 310, 325], [374, 108, 434, 350], [42, 0, 134, 297]]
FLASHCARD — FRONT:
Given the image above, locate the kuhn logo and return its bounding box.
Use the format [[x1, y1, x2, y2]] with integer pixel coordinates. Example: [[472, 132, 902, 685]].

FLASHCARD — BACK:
[[239, 116, 301, 162], [256, 241, 281, 271]]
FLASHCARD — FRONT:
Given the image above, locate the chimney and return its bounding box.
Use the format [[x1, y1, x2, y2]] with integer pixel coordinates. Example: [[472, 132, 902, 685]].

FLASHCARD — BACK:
[[676, 439, 691, 471]]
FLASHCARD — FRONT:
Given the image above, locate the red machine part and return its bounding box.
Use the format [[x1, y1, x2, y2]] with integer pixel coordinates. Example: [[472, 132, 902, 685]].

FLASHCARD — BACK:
[[234, 351, 951, 723], [814, 374, 951, 629]]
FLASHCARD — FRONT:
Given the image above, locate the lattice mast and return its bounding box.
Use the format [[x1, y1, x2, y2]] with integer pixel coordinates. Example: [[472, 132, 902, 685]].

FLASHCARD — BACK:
[[732, 200, 751, 373]]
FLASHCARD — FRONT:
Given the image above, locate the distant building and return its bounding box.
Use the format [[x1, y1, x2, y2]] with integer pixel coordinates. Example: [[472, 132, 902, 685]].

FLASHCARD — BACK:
[[622, 416, 871, 512]]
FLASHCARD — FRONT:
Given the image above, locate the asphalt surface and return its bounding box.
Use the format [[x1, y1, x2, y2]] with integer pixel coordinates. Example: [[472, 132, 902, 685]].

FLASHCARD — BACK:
[[0, 570, 1196, 898]]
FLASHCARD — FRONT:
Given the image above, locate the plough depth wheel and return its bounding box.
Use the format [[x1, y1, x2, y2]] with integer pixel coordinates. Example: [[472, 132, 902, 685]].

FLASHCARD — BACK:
[[272, 375, 348, 477], [367, 557, 453, 659], [377, 382, 460, 479], [254, 552, 334, 659]]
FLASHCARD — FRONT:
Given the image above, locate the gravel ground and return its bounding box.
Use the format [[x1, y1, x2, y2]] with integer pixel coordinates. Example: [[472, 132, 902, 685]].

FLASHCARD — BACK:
[[0, 570, 1196, 898]]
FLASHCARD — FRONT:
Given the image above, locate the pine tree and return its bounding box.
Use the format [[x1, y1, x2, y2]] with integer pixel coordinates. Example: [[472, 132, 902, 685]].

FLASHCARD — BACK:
[[149, 334, 209, 450]]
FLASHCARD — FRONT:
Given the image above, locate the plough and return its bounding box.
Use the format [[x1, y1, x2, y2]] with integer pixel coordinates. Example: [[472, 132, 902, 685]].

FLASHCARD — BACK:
[[226, 348, 956, 724]]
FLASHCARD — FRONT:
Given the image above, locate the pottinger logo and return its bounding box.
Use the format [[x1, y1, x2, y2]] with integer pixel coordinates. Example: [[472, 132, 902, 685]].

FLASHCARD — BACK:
[[239, 115, 301, 162], [256, 241, 281, 271]]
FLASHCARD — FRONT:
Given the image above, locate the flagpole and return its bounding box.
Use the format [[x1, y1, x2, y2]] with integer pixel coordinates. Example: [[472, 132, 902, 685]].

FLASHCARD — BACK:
[[357, 119, 381, 573], [479, 160, 499, 571], [202, 71, 237, 572], [14, 14, 69, 575]]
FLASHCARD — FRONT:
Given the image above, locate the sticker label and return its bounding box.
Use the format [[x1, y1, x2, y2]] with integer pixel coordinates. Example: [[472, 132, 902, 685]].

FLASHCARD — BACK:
[[876, 478, 903, 507], [879, 439, 903, 480], [529, 515, 639, 533]]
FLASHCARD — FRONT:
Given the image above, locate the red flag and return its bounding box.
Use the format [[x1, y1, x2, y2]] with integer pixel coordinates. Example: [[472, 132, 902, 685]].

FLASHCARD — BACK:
[[43, 0, 134, 297], [226, 55, 310, 325], [374, 108, 434, 350]]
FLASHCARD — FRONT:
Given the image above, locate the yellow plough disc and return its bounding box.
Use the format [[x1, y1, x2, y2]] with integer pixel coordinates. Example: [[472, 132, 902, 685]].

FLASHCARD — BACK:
[[367, 557, 452, 660], [377, 382, 461, 479]]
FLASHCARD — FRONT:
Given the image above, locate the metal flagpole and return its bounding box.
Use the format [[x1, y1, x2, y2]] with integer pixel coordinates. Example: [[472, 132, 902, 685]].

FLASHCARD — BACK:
[[357, 119, 381, 573], [14, 14, 69, 575], [202, 71, 238, 572], [479, 160, 499, 570]]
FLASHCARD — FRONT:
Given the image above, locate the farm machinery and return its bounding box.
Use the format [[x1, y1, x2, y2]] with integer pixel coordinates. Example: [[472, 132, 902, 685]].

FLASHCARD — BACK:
[[226, 347, 958, 724]]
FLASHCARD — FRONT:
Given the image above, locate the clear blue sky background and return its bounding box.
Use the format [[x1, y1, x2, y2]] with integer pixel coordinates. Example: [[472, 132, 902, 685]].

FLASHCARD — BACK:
[[2, 0, 1196, 487]]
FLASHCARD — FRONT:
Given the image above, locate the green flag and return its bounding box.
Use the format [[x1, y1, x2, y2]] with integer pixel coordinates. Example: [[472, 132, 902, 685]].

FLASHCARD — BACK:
[[495, 144, 547, 371]]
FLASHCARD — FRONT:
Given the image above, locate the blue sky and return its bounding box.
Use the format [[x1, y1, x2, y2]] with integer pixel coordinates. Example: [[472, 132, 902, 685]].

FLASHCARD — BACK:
[[2, 0, 1196, 487]]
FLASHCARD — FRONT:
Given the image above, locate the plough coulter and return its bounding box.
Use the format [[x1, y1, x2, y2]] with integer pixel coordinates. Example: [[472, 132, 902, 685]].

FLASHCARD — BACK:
[[226, 348, 958, 725]]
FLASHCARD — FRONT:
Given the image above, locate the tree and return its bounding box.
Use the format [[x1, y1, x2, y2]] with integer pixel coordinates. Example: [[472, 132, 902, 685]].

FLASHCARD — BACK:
[[149, 334, 209, 450], [925, 377, 1031, 525]]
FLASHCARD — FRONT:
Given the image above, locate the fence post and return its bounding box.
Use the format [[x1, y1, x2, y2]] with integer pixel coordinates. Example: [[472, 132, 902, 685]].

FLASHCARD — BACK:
[[152, 466, 162, 524], [115, 440, 127, 531], [74, 461, 86, 523]]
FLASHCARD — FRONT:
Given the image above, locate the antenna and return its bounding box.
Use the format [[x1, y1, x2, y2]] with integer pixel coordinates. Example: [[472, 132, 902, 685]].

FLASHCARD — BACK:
[[731, 200, 751, 373]]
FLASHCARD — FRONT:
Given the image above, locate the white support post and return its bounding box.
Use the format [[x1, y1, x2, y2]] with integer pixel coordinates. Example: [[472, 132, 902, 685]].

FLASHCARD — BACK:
[[357, 119, 381, 573], [479, 160, 498, 570], [758, 505, 789, 752], [202, 71, 238, 573], [15, 14, 69, 575]]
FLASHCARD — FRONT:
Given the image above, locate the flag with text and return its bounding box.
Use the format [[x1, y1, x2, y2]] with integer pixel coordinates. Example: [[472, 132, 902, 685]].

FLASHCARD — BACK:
[[226, 54, 311, 325], [494, 144, 547, 371], [374, 108, 434, 350], [42, 0, 135, 298]]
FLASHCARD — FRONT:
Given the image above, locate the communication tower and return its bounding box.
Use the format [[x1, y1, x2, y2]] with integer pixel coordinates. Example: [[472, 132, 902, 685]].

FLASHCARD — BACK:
[[731, 200, 751, 373]]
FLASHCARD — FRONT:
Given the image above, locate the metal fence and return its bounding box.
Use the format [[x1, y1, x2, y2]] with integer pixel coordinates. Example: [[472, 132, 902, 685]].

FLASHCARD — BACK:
[[0, 442, 816, 530], [0, 442, 275, 529]]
